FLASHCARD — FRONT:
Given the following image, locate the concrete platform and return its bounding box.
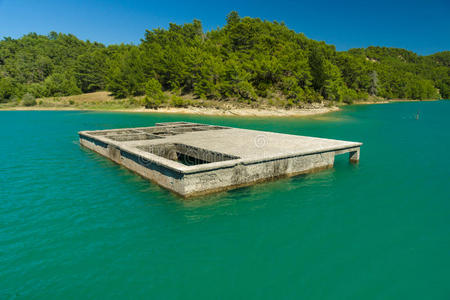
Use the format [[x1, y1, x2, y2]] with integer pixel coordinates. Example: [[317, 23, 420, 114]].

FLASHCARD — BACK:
[[79, 122, 362, 197]]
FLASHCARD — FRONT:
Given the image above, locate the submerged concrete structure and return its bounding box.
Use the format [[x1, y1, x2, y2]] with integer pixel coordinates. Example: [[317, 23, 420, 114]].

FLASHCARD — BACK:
[[79, 122, 362, 197]]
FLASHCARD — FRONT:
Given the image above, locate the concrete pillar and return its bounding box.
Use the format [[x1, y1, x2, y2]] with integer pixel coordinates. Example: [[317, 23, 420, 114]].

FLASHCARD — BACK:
[[349, 148, 360, 163]]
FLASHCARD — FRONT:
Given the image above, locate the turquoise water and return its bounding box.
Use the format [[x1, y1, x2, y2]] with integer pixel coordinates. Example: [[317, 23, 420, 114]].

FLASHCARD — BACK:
[[1, 102, 449, 299]]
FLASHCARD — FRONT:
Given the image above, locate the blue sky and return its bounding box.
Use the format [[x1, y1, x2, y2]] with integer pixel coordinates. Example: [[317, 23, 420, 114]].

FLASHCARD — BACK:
[[0, 0, 448, 55]]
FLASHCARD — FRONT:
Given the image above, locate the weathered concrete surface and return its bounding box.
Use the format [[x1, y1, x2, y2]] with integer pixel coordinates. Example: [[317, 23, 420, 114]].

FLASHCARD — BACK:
[[79, 122, 362, 197]]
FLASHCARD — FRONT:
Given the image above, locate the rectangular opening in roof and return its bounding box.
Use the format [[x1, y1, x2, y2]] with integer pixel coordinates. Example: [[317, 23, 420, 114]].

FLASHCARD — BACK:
[[154, 122, 199, 127], [137, 143, 239, 166], [140, 125, 229, 136], [140, 128, 177, 136], [107, 133, 162, 142], [88, 129, 141, 136]]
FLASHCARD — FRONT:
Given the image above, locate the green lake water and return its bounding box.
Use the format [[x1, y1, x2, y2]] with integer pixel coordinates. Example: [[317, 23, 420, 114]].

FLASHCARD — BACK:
[[1, 101, 449, 299]]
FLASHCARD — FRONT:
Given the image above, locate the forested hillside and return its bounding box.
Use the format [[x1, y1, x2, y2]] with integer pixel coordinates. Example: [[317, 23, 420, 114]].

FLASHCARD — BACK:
[[1, 12, 448, 106]]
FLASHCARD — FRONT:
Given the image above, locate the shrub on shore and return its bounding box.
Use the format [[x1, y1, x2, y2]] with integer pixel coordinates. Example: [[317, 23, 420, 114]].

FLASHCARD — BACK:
[[143, 78, 165, 108], [22, 93, 37, 106], [170, 95, 189, 108]]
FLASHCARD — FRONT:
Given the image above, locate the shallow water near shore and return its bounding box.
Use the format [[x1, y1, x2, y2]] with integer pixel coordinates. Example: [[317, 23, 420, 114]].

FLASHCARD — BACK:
[[1, 101, 449, 299]]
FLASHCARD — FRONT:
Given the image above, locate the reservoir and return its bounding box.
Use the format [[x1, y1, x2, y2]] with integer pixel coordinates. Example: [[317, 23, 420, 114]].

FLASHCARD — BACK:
[[0, 101, 449, 299]]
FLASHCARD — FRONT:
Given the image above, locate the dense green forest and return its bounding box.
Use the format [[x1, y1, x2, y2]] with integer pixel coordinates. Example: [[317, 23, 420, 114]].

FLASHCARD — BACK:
[[1, 12, 448, 106]]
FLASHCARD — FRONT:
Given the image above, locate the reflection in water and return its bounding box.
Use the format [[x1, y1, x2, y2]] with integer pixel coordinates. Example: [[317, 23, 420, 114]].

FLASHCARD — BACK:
[[169, 167, 342, 223]]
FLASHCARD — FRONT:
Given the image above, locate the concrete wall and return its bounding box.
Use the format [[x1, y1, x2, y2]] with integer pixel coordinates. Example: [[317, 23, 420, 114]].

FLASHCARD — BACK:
[[182, 152, 335, 196], [80, 136, 336, 197]]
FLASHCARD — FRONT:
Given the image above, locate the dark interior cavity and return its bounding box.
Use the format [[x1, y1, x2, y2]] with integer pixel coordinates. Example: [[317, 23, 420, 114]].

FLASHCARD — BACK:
[[137, 143, 239, 166]]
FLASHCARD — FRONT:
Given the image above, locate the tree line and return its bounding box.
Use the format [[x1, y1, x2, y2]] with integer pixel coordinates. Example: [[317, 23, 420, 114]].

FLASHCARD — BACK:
[[1, 12, 448, 106]]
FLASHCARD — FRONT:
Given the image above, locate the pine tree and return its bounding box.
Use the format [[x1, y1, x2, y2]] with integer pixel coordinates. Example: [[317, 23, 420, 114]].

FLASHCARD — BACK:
[[369, 70, 379, 96]]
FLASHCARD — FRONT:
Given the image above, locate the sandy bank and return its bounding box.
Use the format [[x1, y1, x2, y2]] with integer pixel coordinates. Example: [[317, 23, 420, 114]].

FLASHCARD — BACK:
[[114, 106, 339, 117], [0, 105, 339, 117]]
